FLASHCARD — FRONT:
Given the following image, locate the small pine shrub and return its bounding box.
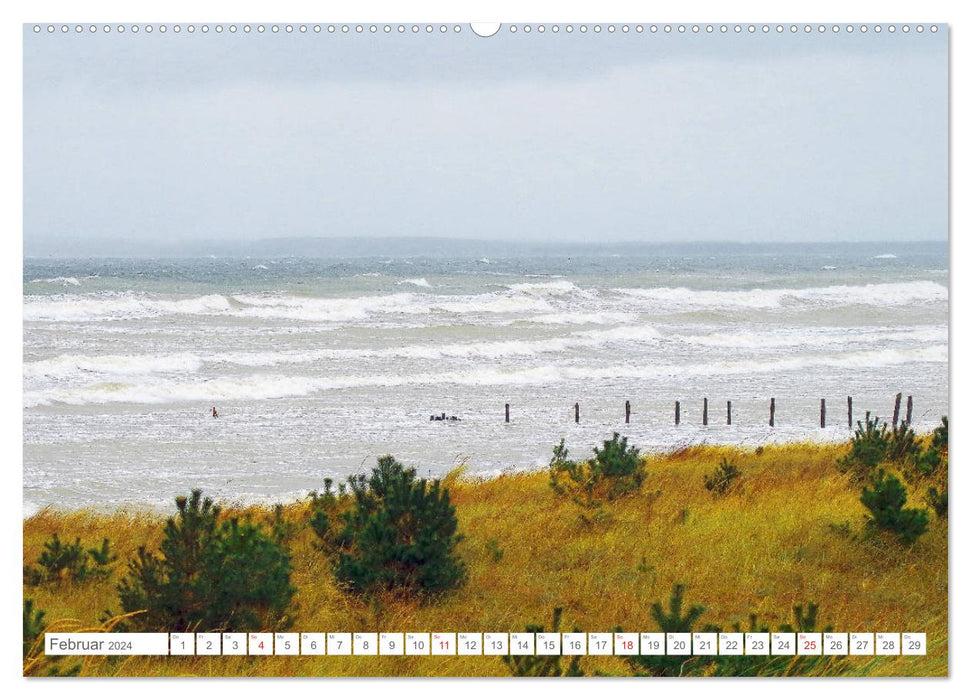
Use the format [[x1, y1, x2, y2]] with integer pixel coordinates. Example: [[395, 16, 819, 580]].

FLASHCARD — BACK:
[[485, 538, 504, 563], [37, 534, 87, 581], [502, 606, 583, 677], [841, 415, 947, 484], [926, 487, 948, 519], [914, 416, 949, 479], [887, 422, 921, 464], [777, 602, 832, 633], [22, 599, 81, 677], [703, 458, 743, 496], [23, 534, 116, 585], [266, 503, 298, 545], [627, 584, 706, 677], [592, 432, 643, 480], [838, 414, 890, 481], [308, 478, 345, 553], [932, 416, 948, 456], [23, 598, 46, 659], [651, 583, 706, 632], [117, 489, 295, 632], [87, 538, 118, 571], [914, 449, 943, 478], [549, 433, 646, 508], [860, 471, 929, 545], [332, 456, 466, 597]]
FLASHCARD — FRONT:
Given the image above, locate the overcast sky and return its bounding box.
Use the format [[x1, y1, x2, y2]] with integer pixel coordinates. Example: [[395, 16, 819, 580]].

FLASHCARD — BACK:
[[24, 25, 947, 251]]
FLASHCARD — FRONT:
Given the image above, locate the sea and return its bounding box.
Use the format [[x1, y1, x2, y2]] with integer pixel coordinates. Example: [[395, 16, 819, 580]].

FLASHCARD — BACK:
[[23, 242, 949, 514]]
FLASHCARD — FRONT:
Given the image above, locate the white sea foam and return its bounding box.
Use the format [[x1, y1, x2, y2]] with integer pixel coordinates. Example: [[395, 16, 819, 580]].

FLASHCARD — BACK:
[[24, 353, 203, 380], [27, 276, 81, 286], [572, 325, 661, 343], [23, 251, 951, 512], [506, 280, 579, 296], [231, 293, 422, 322], [23, 294, 233, 322], [677, 325, 948, 349], [438, 296, 551, 315], [32, 324, 663, 376], [23, 290, 564, 325], [614, 281, 947, 310], [24, 281, 947, 326], [24, 344, 945, 408], [873, 254, 898, 259], [398, 277, 432, 288], [235, 291, 551, 320], [526, 312, 635, 326]]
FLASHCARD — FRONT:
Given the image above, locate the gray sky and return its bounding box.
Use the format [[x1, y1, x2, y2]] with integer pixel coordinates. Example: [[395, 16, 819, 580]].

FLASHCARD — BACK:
[[24, 25, 948, 251]]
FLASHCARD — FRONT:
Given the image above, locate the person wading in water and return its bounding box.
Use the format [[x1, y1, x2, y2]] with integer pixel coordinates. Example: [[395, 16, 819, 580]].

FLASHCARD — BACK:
[[211, 406, 219, 418]]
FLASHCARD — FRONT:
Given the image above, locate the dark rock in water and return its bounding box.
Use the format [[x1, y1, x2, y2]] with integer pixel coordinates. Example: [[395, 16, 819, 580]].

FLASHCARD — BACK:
[[430, 413, 460, 422]]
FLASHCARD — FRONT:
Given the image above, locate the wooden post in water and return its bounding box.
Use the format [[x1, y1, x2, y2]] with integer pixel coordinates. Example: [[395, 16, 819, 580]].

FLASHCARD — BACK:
[[675, 401, 681, 426], [892, 393, 902, 428], [820, 398, 826, 429], [625, 400, 631, 424], [703, 398, 708, 426], [769, 397, 775, 427], [505, 403, 510, 423], [727, 400, 732, 426], [574, 403, 580, 424], [847, 396, 853, 429], [906, 395, 913, 425]]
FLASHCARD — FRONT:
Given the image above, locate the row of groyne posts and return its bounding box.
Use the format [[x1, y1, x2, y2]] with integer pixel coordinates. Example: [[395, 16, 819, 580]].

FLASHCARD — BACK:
[[502, 393, 914, 429]]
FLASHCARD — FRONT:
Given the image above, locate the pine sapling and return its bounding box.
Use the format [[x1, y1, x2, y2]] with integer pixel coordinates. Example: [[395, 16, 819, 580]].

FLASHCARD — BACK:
[[704, 457, 743, 496], [861, 471, 929, 545], [332, 456, 466, 596], [627, 584, 706, 676]]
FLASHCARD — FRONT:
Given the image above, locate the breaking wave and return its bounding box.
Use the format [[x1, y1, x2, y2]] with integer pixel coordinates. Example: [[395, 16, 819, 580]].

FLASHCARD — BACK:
[[615, 281, 946, 310], [398, 277, 432, 288], [24, 281, 946, 325], [26, 276, 81, 286], [24, 344, 946, 408]]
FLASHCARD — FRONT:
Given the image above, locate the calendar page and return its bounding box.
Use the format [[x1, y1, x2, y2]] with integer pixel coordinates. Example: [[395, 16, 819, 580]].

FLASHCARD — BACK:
[[22, 19, 948, 679]]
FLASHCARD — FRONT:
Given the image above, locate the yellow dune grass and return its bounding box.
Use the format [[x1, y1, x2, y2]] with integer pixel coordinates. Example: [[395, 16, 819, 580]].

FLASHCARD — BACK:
[[23, 442, 947, 677]]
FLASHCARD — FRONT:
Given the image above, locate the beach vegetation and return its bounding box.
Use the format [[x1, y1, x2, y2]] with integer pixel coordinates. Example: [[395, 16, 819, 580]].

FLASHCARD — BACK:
[[861, 471, 929, 545], [841, 415, 949, 485], [22, 598, 82, 677], [626, 583, 708, 676], [703, 457, 743, 496], [117, 489, 295, 631], [549, 433, 646, 508], [838, 414, 891, 480], [914, 416, 948, 479], [925, 487, 947, 519], [23, 533, 116, 585], [23, 440, 946, 676], [330, 455, 466, 597], [887, 422, 921, 464]]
